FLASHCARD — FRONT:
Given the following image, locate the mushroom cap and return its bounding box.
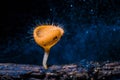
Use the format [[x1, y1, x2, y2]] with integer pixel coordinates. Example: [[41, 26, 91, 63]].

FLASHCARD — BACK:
[[33, 25, 64, 51]]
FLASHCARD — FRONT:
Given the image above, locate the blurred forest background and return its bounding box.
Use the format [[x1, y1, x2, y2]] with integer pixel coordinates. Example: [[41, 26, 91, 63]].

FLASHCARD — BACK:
[[0, 0, 120, 65]]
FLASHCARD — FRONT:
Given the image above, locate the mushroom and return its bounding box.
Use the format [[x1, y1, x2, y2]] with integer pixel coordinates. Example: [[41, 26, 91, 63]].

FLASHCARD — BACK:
[[33, 25, 64, 69]]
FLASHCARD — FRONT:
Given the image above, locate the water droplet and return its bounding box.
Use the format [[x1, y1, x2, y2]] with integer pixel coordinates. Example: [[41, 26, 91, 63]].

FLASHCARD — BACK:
[[113, 28, 116, 31], [50, 8, 52, 11], [70, 4, 73, 8], [86, 31, 89, 34]]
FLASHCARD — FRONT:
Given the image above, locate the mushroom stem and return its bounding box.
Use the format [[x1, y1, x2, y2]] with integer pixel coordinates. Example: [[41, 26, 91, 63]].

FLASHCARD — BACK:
[[43, 50, 49, 69]]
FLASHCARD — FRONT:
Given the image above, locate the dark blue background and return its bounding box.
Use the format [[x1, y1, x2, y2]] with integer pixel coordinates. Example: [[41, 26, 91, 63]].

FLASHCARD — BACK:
[[0, 0, 120, 65]]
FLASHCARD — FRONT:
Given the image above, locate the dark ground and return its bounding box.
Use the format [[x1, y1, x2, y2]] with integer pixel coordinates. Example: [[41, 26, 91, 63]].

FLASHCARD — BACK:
[[0, 61, 120, 80]]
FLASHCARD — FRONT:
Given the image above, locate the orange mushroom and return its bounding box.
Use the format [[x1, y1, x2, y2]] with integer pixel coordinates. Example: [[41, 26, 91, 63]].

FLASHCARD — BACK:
[[33, 25, 64, 69]]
